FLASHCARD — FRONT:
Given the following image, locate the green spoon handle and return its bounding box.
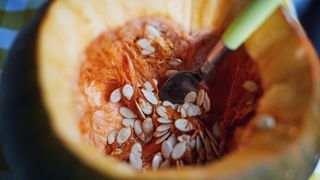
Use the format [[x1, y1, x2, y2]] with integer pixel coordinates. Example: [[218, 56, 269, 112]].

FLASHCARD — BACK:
[[222, 0, 282, 50]]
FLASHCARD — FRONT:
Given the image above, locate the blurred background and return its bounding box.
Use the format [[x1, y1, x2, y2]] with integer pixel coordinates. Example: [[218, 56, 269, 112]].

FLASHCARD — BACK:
[[0, 0, 319, 179]]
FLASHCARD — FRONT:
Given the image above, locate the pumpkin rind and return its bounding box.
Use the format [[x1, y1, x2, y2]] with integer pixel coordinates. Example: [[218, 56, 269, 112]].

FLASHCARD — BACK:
[[0, 0, 318, 179]]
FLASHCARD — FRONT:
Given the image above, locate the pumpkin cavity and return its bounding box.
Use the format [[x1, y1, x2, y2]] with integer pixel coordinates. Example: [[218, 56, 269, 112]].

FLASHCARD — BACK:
[[78, 17, 262, 171]]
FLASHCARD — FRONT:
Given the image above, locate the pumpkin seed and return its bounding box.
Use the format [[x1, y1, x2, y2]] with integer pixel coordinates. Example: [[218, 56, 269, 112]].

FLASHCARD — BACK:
[[156, 124, 172, 132], [203, 92, 211, 112], [129, 152, 143, 170], [141, 89, 158, 105], [131, 142, 142, 154], [167, 134, 177, 146], [144, 134, 153, 144], [122, 84, 134, 100], [157, 117, 172, 124], [110, 88, 121, 103], [135, 100, 146, 119], [156, 106, 169, 119], [177, 134, 191, 142], [161, 140, 174, 159], [137, 38, 152, 49], [107, 130, 117, 144], [138, 98, 153, 115], [154, 129, 169, 138], [184, 91, 197, 103], [152, 153, 163, 170], [165, 70, 178, 77], [146, 25, 161, 38], [134, 120, 143, 136], [187, 104, 201, 117], [142, 117, 154, 135], [168, 58, 182, 66], [155, 131, 171, 144], [116, 127, 131, 144], [119, 107, 137, 118], [175, 119, 193, 132], [122, 118, 135, 127], [196, 89, 205, 106], [171, 142, 187, 160], [144, 81, 154, 91]]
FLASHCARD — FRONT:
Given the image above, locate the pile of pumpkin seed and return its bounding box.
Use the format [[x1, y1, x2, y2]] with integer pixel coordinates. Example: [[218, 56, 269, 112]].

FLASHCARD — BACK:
[[106, 78, 221, 171]]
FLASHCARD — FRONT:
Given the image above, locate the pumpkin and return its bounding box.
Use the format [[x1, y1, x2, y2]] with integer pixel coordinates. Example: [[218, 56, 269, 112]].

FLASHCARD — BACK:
[[0, 0, 319, 179]]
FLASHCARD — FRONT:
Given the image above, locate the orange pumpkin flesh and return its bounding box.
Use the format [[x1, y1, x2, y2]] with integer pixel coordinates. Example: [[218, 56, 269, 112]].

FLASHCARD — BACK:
[[34, 0, 320, 179]]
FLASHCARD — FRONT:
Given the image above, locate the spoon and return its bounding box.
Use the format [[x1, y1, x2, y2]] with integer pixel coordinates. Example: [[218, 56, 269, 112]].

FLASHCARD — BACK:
[[159, 0, 281, 104]]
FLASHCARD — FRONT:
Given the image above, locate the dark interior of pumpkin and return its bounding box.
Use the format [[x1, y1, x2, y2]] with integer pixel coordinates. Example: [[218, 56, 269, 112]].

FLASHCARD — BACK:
[[77, 17, 262, 170]]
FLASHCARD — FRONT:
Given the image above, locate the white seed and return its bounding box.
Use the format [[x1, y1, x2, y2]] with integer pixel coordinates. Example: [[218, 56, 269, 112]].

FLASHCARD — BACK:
[[182, 103, 192, 110], [122, 84, 134, 100], [110, 88, 121, 103], [165, 70, 178, 77], [159, 159, 170, 169], [119, 107, 137, 118], [155, 131, 171, 144], [131, 143, 142, 154], [157, 117, 172, 124], [256, 114, 276, 129], [129, 152, 143, 170], [142, 117, 154, 135], [187, 104, 201, 117], [122, 118, 135, 127], [242, 80, 258, 93], [152, 153, 163, 170], [156, 106, 169, 119], [154, 129, 169, 138], [171, 142, 187, 160], [184, 91, 197, 103], [180, 107, 187, 118], [203, 92, 211, 112], [175, 119, 193, 132], [141, 89, 158, 105], [144, 81, 154, 91], [146, 25, 161, 38], [134, 120, 143, 136], [168, 58, 183, 66], [116, 127, 131, 144], [173, 104, 179, 110], [156, 124, 172, 132], [161, 140, 174, 159], [137, 38, 152, 49], [138, 98, 153, 115], [135, 100, 146, 119], [196, 89, 205, 106], [141, 48, 155, 55], [167, 134, 177, 146], [107, 130, 117, 144], [162, 101, 175, 109]]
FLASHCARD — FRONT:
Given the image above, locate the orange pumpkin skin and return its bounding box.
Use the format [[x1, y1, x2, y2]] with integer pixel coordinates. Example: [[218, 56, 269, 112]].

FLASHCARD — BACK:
[[0, 0, 319, 179]]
